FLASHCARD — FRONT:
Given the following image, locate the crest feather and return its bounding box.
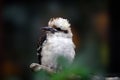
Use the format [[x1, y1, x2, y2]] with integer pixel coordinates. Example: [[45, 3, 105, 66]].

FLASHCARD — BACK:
[[48, 17, 71, 30]]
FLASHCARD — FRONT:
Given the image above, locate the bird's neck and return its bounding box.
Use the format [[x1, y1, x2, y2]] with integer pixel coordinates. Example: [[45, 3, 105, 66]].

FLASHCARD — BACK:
[[47, 32, 72, 39]]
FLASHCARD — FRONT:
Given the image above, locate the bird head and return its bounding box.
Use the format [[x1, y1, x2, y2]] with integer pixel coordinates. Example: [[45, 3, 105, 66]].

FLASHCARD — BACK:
[[42, 17, 71, 33], [48, 17, 71, 30], [42, 17, 73, 38]]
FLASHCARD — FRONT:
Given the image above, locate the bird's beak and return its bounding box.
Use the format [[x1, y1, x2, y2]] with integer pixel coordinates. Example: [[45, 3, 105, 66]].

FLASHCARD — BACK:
[[42, 27, 51, 31], [41, 27, 57, 33]]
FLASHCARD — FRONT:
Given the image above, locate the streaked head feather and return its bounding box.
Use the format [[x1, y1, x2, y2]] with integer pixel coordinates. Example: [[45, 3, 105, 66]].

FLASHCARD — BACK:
[[48, 17, 71, 30]]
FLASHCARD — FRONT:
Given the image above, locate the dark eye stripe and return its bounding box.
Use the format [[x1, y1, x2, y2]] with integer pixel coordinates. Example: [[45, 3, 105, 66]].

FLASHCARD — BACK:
[[55, 28, 61, 31], [63, 30, 68, 33], [55, 27, 68, 33]]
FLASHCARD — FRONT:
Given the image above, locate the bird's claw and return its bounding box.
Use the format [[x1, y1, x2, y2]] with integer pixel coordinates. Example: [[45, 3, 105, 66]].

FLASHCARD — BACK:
[[30, 63, 55, 73], [30, 63, 42, 72]]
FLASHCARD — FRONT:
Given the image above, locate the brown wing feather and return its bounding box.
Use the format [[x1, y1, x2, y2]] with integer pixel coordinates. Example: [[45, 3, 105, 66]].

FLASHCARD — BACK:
[[37, 30, 46, 64]]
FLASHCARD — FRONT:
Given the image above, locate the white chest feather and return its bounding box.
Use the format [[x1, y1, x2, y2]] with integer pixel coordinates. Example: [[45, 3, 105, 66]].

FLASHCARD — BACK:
[[41, 32, 75, 69]]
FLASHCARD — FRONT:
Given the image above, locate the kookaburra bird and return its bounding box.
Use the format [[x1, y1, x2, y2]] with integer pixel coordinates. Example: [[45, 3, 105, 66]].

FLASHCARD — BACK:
[[30, 17, 75, 73]]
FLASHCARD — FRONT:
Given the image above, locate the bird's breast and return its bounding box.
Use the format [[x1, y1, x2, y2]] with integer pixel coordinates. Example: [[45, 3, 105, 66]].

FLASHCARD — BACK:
[[47, 37, 73, 49], [43, 37, 75, 58], [41, 36, 75, 68]]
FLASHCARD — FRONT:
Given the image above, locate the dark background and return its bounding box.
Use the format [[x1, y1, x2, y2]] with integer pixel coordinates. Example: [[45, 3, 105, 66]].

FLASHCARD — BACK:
[[0, 0, 119, 80]]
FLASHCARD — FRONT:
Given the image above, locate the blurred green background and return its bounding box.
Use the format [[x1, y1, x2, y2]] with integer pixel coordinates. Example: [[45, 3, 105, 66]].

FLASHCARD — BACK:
[[0, 0, 109, 80]]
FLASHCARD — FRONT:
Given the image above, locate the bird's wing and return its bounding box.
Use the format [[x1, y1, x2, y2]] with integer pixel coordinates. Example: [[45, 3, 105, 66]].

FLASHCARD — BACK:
[[37, 30, 46, 64]]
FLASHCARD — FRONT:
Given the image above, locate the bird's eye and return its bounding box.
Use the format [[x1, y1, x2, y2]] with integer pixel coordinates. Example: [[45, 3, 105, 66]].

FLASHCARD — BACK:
[[63, 30, 68, 33], [55, 28, 68, 33], [55, 28, 61, 31]]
